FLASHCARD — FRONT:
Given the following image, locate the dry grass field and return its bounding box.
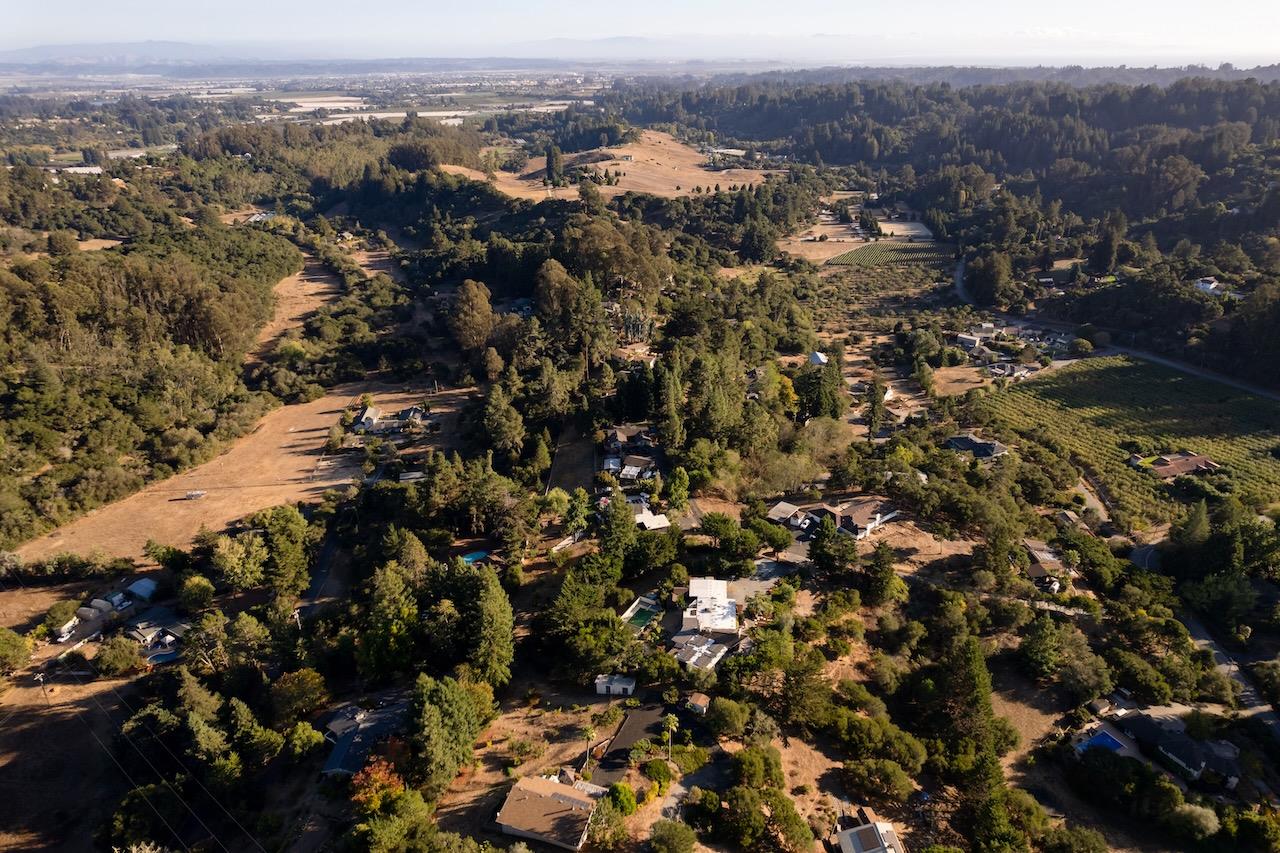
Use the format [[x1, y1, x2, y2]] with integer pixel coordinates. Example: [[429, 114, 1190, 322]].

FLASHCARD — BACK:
[[778, 235, 868, 263], [0, 674, 132, 852], [248, 255, 342, 363], [441, 130, 772, 201], [75, 237, 121, 251], [13, 383, 462, 563], [933, 365, 992, 396]]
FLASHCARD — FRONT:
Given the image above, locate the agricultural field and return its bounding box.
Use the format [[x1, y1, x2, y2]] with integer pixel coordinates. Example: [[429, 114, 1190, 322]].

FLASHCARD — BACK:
[[981, 356, 1280, 529], [825, 241, 954, 267]]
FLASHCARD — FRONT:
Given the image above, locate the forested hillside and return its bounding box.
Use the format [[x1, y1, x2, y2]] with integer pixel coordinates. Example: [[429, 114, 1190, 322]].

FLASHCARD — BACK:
[[0, 225, 301, 547], [601, 78, 1280, 387]]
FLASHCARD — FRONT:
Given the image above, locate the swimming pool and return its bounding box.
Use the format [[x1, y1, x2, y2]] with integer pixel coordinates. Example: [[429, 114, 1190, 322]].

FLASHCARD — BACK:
[[1076, 730, 1125, 754], [462, 550, 490, 565]]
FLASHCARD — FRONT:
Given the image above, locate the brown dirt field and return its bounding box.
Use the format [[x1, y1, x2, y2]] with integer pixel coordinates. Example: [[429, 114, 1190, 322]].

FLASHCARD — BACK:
[[13, 383, 457, 563], [989, 659, 1065, 773], [869, 520, 976, 579], [691, 497, 743, 520], [441, 130, 773, 201], [934, 365, 992, 397], [75, 238, 121, 251], [0, 581, 97, 640], [0, 675, 133, 852], [778, 218, 869, 263], [777, 235, 866, 263], [716, 264, 770, 281], [774, 735, 847, 840], [248, 255, 342, 364], [351, 247, 407, 283]]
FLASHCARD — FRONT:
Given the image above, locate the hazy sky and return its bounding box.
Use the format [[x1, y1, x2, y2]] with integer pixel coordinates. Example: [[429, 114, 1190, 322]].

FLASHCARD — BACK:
[[7, 0, 1280, 65]]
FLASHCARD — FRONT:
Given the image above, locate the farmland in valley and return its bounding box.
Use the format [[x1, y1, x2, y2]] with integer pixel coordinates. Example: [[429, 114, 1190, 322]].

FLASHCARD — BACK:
[[825, 241, 954, 267], [981, 355, 1280, 529]]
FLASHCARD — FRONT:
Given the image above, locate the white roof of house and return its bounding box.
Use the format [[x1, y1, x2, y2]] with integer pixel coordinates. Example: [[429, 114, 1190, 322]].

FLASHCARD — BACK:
[[766, 501, 801, 522], [808, 351, 829, 365], [837, 822, 906, 853], [637, 509, 671, 530], [689, 577, 728, 599], [684, 598, 737, 633], [595, 674, 637, 690]]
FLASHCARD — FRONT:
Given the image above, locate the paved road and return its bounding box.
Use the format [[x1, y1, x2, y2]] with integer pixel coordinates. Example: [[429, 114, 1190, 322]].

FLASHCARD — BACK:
[[952, 260, 1280, 405], [1180, 613, 1280, 744]]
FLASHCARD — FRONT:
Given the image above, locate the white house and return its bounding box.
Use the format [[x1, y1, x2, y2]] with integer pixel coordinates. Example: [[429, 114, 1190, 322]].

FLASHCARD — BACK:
[[766, 500, 805, 527], [808, 351, 829, 366], [1194, 276, 1221, 295], [837, 808, 907, 853], [354, 406, 381, 432], [594, 674, 637, 696], [683, 578, 739, 635]]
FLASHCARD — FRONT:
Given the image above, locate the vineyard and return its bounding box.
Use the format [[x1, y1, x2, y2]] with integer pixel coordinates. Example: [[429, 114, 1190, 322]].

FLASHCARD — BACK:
[[980, 356, 1280, 530], [825, 241, 954, 267]]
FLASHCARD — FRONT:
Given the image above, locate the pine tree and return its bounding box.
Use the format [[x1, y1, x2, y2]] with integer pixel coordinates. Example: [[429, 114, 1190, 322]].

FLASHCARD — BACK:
[[467, 567, 514, 687]]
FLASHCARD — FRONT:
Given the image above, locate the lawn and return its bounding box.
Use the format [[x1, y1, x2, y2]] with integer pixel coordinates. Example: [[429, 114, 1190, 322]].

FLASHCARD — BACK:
[[980, 356, 1280, 529], [825, 242, 954, 267]]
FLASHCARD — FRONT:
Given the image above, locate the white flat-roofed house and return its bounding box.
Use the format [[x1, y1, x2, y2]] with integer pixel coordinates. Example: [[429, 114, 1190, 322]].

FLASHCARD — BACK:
[[683, 578, 738, 635], [594, 674, 637, 696]]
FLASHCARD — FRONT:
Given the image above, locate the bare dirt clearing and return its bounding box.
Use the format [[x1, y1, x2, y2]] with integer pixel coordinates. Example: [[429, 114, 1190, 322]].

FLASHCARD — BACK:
[[0, 675, 132, 852], [0, 578, 98, 637], [248, 255, 342, 363], [871, 520, 976, 579], [351, 246, 407, 283], [14, 383, 448, 562], [934, 365, 992, 396], [441, 130, 773, 201], [75, 237, 121, 251], [778, 219, 869, 262], [435, 680, 616, 843]]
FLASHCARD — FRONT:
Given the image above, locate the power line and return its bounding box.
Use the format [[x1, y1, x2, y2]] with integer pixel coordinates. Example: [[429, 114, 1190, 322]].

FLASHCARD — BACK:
[[36, 673, 193, 853], [5, 568, 251, 852], [55, 668, 232, 853], [75, 665, 269, 853]]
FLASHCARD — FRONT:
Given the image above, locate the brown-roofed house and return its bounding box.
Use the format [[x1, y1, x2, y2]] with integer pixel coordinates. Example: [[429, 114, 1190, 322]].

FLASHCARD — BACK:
[[1022, 538, 1064, 580], [496, 775, 600, 851], [1149, 451, 1221, 481]]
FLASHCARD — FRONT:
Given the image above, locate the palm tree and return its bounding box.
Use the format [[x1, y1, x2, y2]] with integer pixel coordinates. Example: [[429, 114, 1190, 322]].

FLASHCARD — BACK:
[[662, 714, 679, 761]]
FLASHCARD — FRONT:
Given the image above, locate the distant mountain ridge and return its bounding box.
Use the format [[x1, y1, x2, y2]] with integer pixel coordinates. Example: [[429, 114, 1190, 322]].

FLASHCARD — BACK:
[[0, 40, 241, 66]]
